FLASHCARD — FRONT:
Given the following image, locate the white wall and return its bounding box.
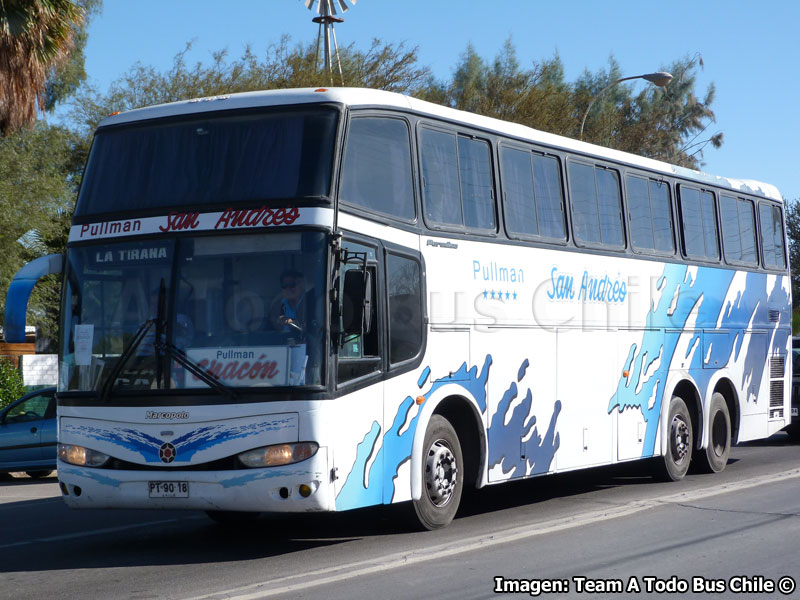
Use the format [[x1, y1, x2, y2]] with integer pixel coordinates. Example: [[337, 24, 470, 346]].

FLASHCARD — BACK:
[[21, 354, 58, 387]]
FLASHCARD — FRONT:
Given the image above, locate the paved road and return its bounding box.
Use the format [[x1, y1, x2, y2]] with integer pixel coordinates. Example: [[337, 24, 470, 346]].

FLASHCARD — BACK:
[[1, 433, 798, 600]]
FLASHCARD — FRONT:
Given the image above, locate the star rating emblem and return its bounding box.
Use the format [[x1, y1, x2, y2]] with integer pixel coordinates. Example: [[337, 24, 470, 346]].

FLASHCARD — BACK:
[[481, 289, 519, 301]]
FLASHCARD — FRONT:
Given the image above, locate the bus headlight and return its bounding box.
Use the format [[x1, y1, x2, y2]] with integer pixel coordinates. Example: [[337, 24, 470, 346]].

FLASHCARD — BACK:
[[58, 443, 111, 467], [237, 442, 319, 468]]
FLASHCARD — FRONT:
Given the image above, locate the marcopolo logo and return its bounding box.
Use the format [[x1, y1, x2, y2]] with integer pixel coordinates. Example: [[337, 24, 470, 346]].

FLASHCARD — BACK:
[[146, 411, 190, 420]]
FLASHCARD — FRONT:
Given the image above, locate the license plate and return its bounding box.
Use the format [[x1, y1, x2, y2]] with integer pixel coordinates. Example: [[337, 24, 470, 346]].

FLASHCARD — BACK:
[[792, 407, 799, 417], [149, 481, 189, 498]]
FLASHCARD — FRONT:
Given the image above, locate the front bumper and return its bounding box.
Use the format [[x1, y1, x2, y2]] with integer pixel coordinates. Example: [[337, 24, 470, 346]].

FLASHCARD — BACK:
[[57, 448, 331, 513]]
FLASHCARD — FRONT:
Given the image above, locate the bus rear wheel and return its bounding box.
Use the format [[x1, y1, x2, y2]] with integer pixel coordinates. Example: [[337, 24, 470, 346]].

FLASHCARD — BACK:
[[412, 415, 463, 530], [693, 392, 731, 473], [657, 396, 693, 481]]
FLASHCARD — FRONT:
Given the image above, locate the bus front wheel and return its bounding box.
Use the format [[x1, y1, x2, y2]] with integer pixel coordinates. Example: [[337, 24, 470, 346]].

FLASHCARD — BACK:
[[657, 396, 693, 481], [412, 415, 463, 530], [693, 392, 731, 473]]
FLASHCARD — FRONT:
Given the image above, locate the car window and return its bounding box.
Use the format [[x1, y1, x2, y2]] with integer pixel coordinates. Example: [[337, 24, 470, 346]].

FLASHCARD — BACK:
[[793, 348, 800, 375], [5, 394, 53, 424]]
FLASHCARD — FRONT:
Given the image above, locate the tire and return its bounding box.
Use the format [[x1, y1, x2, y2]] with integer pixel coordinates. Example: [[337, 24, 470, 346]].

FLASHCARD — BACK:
[[786, 425, 800, 442], [656, 396, 693, 481], [412, 415, 463, 530], [205, 510, 261, 525], [693, 392, 731, 473], [25, 470, 54, 479]]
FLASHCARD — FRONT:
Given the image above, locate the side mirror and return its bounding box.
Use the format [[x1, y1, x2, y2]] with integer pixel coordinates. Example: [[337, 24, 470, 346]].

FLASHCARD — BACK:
[[342, 269, 372, 336], [4, 253, 63, 343]]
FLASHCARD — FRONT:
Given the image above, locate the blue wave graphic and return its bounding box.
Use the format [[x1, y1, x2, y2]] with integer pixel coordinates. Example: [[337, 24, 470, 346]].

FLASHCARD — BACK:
[[609, 265, 789, 456], [488, 358, 560, 478], [336, 354, 561, 510]]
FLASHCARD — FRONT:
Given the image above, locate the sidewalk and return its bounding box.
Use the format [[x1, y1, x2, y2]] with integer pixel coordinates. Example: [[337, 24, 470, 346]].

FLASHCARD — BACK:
[[0, 473, 61, 505]]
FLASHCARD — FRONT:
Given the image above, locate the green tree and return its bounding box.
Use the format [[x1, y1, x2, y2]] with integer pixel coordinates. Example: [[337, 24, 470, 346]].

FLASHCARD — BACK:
[[0, 0, 89, 135], [0, 123, 83, 346], [71, 37, 430, 133], [43, 0, 101, 112], [420, 41, 575, 135], [422, 41, 722, 169], [575, 53, 723, 169], [0, 358, 25, 409], [0, 1, 98, 345], [785, 199, 800, 313]]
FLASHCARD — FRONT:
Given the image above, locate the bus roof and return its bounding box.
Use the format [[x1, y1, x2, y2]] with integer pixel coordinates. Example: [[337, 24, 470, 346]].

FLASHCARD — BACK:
[[100, 87, 783, 203]]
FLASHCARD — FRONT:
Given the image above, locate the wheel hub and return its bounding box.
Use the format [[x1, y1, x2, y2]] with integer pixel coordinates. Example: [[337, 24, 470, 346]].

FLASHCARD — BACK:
[[670, 416, 690, 462], [711, 412, 727, 457], [424, 439, 457, 507]]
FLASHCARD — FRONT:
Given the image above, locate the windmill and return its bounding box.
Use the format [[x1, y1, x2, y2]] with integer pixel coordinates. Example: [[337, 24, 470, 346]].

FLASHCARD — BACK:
[[301, 0, 357, 85]]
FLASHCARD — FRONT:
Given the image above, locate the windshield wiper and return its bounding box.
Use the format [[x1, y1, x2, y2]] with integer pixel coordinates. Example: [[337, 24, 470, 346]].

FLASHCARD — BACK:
[[155, 340, 239, 401], [96, 321, 239, 402], [98, 318, 155, 402], [96, 277, 238, 401], [99, 278, 167, 401]]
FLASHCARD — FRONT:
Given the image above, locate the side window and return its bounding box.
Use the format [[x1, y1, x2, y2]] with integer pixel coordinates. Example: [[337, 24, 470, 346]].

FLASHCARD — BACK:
[[387, 253, 423, 365], [420, 127, 496, 232], [720, 195, 757, 265], [5, 394, 52, 423], [337, 240, 381, 385], [458, 136, 495, 230], [759, 203, 787, 269], [500, 146, 566, 240], [569, 162, 600, 243], [626, 175, 674, 254], [568, 161, 624, 248], [650, 180, 675, 253], [679, 186, 719, 260], [420, 128, 461, 226], [340, 117, 415, 221], [534, 154, 567, 239]]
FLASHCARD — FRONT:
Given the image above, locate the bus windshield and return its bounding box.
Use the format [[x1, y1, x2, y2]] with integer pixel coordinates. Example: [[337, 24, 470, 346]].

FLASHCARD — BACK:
[[60, 231, 327, 394], [75, 107, 338, 217]]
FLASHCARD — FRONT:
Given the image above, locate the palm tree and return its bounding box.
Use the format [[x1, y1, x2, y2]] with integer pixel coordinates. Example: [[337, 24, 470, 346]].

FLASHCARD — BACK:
[[0, 0, 84, 135]]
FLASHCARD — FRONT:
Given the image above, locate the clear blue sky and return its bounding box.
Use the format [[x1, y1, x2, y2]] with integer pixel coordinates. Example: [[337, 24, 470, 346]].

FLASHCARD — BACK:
[[78, 0, 800, 201]]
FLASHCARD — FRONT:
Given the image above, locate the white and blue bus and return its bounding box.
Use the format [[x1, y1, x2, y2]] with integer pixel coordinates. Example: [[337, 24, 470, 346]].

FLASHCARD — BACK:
[[5, 88, 791, 529]]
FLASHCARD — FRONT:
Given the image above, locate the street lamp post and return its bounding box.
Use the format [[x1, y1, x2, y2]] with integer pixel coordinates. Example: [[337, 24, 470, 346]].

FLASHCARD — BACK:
[[579, 71, 673, 140]]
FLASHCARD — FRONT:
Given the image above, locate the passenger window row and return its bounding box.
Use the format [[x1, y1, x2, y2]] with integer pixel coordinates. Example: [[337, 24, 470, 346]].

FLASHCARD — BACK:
[[338, 115, 786, 271]]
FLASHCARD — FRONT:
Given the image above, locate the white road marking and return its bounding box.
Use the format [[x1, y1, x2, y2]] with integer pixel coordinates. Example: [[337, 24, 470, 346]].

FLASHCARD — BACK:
[[183, 468, 800, 600]]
